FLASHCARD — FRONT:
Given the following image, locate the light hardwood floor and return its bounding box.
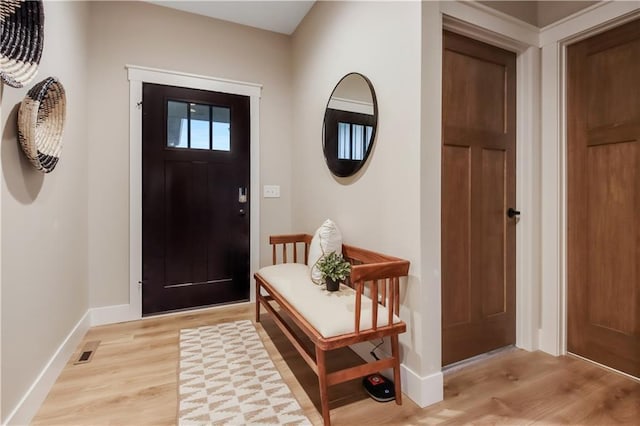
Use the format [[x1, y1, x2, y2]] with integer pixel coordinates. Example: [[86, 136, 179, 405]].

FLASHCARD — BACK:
[[33, 304, 640, 425]]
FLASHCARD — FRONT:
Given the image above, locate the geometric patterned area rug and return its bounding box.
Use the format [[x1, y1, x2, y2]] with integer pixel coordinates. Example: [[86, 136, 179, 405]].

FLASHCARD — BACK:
[[178, 320, 312, 425]]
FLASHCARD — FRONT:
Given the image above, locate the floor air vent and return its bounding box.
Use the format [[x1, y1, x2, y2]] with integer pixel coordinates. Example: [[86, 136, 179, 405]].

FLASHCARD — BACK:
[[74, 340, 100, 365]]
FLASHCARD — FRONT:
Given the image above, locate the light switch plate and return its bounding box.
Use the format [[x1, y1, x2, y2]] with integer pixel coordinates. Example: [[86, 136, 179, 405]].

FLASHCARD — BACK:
[[263, 185, 280, 198]]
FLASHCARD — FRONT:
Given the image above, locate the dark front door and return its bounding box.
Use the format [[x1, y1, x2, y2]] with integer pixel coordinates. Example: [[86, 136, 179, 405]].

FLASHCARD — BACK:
[[441, 31, 517, 366], [142, 83, 250, 316], [567, 19, 640, 377]]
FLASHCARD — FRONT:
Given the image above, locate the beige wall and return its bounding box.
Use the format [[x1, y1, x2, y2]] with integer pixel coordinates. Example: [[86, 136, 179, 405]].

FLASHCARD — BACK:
[[86, 1, 293, 307], [292, 1, 435, 377], [1, 1, 90, 419]]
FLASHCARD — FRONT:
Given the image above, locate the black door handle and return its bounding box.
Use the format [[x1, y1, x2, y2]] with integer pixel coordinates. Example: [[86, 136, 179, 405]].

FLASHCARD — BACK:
[[507, 208, 520, 218]]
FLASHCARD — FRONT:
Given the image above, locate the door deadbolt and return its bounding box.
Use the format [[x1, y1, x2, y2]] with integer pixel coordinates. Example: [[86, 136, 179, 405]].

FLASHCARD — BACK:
[[238, 187, 247, 203]]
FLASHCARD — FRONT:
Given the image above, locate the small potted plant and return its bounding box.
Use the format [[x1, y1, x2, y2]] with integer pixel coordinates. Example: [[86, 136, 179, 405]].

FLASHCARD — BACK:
[[316, 251, 351, 292]]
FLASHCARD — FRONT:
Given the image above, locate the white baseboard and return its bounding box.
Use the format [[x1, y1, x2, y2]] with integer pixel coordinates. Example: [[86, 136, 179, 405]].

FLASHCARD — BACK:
[[401, 364, 443, 408], [90, 303, 135, 326], [4, 311, 91, 426], [538, 328, 561, 356], [89, 300, 255, 327], [349, 341, 443, 408]]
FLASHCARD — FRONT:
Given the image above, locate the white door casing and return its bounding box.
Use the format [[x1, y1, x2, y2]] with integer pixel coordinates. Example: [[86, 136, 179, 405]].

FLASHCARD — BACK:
[[126, 65, 262, 321], [538, 2, 640, 356], [441, 2, 542, 353]]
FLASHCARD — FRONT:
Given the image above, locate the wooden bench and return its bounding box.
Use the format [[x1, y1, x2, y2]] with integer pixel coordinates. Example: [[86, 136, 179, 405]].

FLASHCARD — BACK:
[[254, 234, 410, 425]]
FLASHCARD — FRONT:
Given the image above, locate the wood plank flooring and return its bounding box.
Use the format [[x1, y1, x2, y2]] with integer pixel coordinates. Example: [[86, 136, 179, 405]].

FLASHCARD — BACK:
[[32, 304, 640, 425]]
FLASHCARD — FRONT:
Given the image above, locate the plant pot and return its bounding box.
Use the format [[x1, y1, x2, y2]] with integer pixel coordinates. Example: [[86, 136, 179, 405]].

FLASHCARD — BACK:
[[325, 278, 340, 292]]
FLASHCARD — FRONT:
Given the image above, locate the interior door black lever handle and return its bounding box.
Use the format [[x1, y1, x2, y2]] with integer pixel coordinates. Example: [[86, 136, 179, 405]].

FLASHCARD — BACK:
[[507, 208, 520, 218]]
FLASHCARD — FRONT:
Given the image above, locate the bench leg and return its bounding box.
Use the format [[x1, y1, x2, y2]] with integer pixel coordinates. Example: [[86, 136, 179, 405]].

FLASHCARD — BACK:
[[391, 334, 402, 405], [255, 280, 261, 323], [315, 346, 331, 425]]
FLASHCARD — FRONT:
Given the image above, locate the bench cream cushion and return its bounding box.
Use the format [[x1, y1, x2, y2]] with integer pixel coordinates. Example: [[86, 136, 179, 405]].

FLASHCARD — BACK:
[[257, 263, 400, 338]]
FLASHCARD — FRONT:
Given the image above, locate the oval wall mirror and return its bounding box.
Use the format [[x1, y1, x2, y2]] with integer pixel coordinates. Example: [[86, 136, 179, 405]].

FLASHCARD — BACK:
[[322, 73, 378, 178]]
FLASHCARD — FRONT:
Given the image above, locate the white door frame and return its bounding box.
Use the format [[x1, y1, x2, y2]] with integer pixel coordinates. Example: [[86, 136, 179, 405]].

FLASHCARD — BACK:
[[538, 2, 640, 356], [126, 65, 262, 320], [441, 2, 542, 352]]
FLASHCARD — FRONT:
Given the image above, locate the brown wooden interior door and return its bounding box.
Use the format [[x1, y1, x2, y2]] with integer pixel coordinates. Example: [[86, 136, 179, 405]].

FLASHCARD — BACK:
[[142, 83, 250, 316], [567, 19, 640, 378], [442, 31, 517, 366]]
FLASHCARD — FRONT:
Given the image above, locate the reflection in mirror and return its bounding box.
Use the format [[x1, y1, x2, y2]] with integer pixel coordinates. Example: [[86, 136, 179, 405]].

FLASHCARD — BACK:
[[323, 73, 377, 177]]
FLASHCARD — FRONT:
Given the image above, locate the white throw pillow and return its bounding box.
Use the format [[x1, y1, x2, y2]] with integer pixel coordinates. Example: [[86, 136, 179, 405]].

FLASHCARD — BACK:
[[308, 219, 343, 284]]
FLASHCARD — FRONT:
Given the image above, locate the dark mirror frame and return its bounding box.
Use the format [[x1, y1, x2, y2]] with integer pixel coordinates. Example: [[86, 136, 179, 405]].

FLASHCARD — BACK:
[[322, 73, 378, 178]]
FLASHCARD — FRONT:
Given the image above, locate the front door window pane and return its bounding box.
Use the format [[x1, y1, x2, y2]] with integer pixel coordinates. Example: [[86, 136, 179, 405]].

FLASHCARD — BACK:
[[190, 103, 210, 150], [212, 107, 231, 151], [167, 101, 188, 148]]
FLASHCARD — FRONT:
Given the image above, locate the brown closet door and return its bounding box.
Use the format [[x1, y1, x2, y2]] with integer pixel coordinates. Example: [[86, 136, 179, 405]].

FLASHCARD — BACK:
[[567, 19, 640, 377], [442, 31, 517, 366]]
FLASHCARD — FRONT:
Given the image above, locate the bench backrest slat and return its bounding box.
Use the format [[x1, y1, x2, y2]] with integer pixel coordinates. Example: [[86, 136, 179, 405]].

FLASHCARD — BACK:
[[388, 279, 395, 325], [381, 281, 387, 307], [355, 284, 362, 334], [372, 280, 378, 331], [394, 277, 400, 315]]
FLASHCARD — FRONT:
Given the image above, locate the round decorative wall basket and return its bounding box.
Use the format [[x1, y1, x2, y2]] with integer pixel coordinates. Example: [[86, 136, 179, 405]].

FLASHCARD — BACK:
[[0, 0, 45, 88], [18, 77, 66, 173]]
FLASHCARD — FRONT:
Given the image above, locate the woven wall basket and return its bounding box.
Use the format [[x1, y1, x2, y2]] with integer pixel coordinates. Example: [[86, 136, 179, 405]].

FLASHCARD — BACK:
[[0, 0, 44, 88], [18, 77, 66, 173]]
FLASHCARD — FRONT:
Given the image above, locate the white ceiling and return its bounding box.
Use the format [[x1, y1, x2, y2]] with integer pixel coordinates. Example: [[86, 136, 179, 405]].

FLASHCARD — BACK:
[[146, 1, 316, 35]]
